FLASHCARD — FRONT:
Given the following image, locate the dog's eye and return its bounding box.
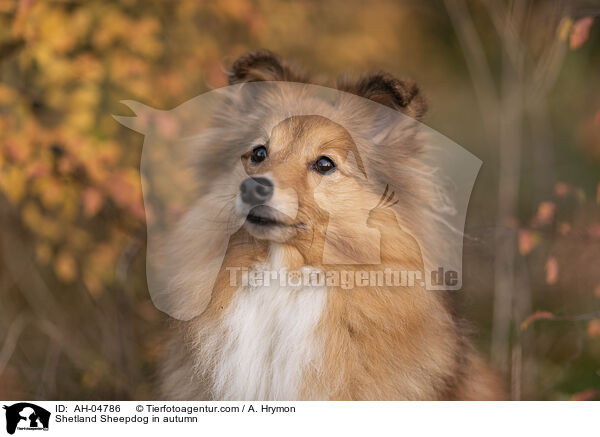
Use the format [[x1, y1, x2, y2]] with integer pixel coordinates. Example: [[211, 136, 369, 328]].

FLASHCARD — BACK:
[[250, 145, 267, 163], [313, 156, 336, 174]]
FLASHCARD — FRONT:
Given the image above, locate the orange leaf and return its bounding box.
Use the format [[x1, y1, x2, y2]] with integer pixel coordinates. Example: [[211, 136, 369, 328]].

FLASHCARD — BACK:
[[518, 230, 540, 255], [534, 201, 556, 226], [559, 222, 571, 236], [521, 311, 555, 331], [545, 257, 559, 285], [587, 320, 600, 338], [103, 169, 143, 217], [54, 251, 77, 283], [156, 113, 180, 139], [570, 17, 594, 49]]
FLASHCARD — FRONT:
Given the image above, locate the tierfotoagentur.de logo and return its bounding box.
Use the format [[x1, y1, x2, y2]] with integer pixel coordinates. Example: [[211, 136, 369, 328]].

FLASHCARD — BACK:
[[114, 80, 481, 322], [3, 403, 50, 435]]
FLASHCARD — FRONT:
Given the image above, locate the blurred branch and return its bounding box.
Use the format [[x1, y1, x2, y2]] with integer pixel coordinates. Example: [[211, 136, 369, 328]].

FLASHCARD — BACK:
[[0, 197, 137, 395], [523, 310, 600, 326], [443, 0, 499, 136], [444, 0, 591, 400], [38, 341, 61, 399], [482, 0, 529, 69], [0, 313, 28, 377], [444, 0, 578, 400], [445, 0, 524, 384], [116, 237, 143, 286], [0, 204, 63, 320]]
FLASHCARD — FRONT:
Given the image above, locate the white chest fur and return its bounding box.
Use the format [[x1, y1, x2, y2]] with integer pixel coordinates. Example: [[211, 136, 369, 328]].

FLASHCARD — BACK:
[[199, 264, 327, 400]]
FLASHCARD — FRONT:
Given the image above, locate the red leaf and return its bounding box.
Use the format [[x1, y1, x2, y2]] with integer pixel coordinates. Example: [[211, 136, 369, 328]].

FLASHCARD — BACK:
[[521, 311, 555, 331], [559, 222, 571, 236], [554, 182, 570, 197], [545, 257, 559, 285], [82, 187, 103, 218], [571, 388, 598, 401], [588, 224, 600, 239], [570, 17, 594, 49]]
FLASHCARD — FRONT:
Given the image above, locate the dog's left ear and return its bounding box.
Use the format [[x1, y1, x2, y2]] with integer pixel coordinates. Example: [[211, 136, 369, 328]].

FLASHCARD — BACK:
[[228, 49, 308, 84], [337, 73, 427, 120]]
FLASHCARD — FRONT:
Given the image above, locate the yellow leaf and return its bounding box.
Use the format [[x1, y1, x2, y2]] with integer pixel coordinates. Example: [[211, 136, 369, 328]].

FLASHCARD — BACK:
[[21, 201, 42, 230], [0, 84, 17, 105], [36, 178, 63, 209], [66, 110, 94, 132], [67, 228, 91, 251], [35, 242, 53, 265], [0, 166, 26, 204], [54, 251, 77, 283], [557, 17, 573, 41]]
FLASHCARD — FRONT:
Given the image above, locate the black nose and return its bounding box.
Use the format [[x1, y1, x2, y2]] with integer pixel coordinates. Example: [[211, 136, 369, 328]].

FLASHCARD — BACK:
[[240, 177, 273, 206]]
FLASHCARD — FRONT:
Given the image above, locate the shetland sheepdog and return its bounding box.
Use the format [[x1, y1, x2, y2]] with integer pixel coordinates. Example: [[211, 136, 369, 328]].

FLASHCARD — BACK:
[[158, 50, 505, 400]]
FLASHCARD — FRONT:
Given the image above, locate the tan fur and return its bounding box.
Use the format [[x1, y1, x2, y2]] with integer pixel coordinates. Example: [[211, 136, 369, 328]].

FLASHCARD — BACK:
[[159, 50, 506, 400]]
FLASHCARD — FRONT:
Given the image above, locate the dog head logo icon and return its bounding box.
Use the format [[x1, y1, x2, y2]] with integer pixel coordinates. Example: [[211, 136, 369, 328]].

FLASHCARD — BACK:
[[3, 403, 50, 435]]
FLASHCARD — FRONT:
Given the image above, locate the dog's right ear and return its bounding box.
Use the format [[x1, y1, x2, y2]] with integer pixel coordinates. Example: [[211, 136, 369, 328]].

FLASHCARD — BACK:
[[228, 49, 308, 84], [337, 73, 427, 121]]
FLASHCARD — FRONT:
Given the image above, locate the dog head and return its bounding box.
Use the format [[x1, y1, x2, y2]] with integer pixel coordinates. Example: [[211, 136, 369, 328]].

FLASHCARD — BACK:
[[223, 50, 429, 265]]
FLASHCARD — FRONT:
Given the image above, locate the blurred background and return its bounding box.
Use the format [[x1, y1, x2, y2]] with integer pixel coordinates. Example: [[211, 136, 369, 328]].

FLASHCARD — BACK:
[[0, 0, 599, 400]]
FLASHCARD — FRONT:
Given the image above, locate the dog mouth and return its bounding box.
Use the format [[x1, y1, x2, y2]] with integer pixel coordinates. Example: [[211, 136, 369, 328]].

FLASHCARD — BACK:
[[246, 206, 286, 227]]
